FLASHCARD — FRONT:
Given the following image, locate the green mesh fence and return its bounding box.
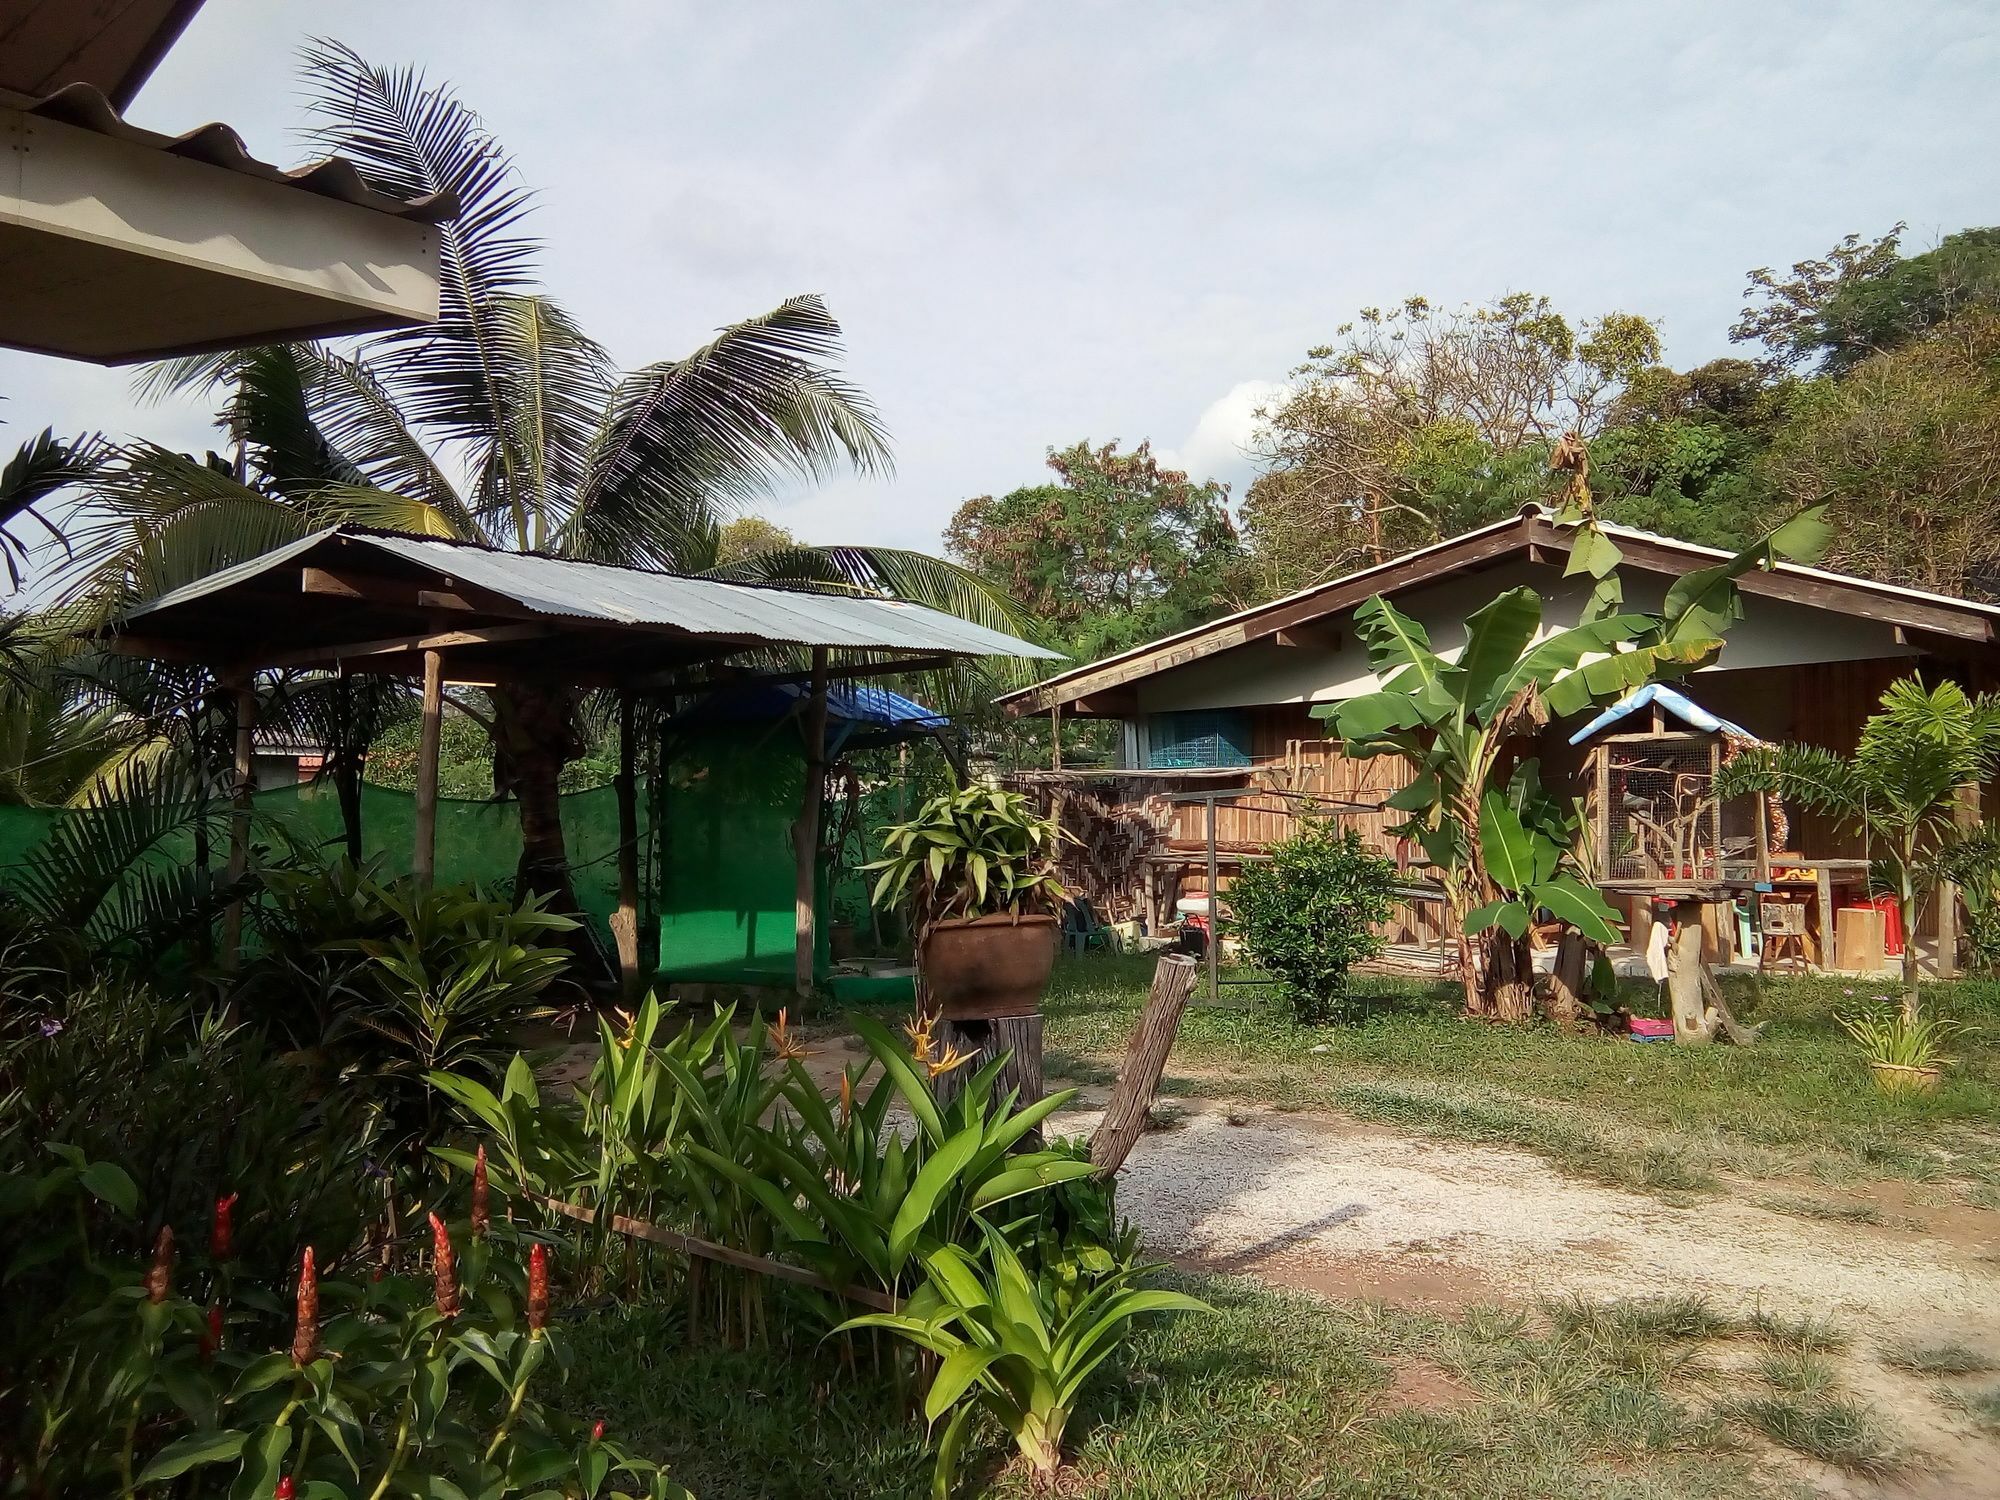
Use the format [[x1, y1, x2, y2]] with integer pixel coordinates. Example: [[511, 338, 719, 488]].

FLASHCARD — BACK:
[[0, 724, 916, 989], [0, 780, 647, 956], [655, 724, 827, 985]]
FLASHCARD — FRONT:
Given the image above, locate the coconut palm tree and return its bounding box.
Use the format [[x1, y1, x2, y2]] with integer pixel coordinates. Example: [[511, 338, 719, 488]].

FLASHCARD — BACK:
[[64, 40, 1031, 907]]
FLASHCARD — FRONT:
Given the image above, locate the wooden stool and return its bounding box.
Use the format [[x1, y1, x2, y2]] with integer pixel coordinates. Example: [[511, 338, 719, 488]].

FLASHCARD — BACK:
[[1759, 898, 1810, 975]]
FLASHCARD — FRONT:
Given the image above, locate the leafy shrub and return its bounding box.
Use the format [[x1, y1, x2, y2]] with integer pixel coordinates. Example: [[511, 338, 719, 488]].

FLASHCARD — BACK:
[[841, 1223, 1208, 1494], [1227, 819, 1396, 1022]]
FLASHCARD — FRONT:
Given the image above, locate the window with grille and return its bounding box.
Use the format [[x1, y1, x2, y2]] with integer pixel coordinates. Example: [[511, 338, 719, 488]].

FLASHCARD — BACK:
[[1146, 710, 1252, 769]]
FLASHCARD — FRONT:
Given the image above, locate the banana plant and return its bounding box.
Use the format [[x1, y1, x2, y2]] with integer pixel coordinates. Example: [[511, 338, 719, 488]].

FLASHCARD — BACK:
[[1320, 507, 1831, 1019], [840, 1223, 1209, 1498]]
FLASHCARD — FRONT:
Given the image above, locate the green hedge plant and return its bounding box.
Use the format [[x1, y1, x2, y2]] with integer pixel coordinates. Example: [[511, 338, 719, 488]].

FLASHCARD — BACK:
[[1227, 820, 1397, 1023]]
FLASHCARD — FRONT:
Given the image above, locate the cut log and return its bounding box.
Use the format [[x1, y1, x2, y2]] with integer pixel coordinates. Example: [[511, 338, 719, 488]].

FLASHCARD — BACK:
[[1091, 953, 1199, 1177], [936, 1013, 1044, 1113], [1668, 899, 1714, 1044]]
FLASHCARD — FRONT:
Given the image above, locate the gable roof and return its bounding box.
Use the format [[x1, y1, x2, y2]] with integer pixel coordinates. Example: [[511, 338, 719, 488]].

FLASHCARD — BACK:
[[1000, 506, 2000, 715], [113, 526, 1058, 680]]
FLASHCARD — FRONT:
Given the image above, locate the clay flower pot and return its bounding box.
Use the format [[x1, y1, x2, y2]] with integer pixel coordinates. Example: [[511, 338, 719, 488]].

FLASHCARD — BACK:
[[919, 911, 1059, 1020]]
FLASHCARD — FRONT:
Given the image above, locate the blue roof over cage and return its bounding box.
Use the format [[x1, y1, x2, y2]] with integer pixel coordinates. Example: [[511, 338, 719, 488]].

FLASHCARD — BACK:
[[669, 680, 948, 731], [1566, 683, 1758, 745]]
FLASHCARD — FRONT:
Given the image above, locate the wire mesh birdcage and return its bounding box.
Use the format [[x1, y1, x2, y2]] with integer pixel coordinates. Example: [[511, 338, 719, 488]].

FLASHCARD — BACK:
[[1600, 735, 1725, 884]]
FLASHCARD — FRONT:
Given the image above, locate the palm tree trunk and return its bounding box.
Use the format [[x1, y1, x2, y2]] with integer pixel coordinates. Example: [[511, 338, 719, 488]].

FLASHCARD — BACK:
[[491, 683, 582, 912], [335, 754, 364, 865]]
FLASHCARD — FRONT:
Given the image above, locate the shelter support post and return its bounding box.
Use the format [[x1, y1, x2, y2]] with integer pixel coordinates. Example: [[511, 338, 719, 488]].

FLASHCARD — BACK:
[[613, 691, 642, 998], [413, 649, 444, 888], [1091, 954, 1198, 1178], [1815, 868, 1835, 970], [1937, 781, 1981, 980], [794, 649, 829, 1001], [220, 669, 255, 967], [1205, 794, 1219, 1005]]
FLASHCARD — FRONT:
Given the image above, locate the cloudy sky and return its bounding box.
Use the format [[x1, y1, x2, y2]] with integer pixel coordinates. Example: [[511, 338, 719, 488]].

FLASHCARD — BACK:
[[6, 0, 1997, 562]]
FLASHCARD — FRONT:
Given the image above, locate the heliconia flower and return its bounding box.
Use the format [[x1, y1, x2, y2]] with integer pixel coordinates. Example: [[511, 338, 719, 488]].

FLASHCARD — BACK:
[[274, 1478, 295, 1499], [145, 1225, 174, 1304], [470, 1146, 490, 1239], [591, 1419, 606, 1442], [210, 1191, 239, 1261], [770, 1006, 808, 1062], [290, 1247, 318, 1366], [429, 1212, 461, 1319], [526, 1242, 550, 1334], [201, 1302, 223, 1359]]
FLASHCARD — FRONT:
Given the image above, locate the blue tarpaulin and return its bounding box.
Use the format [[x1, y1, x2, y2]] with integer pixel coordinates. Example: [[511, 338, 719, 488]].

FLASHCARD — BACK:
[[1566, 683, 1758, 746]]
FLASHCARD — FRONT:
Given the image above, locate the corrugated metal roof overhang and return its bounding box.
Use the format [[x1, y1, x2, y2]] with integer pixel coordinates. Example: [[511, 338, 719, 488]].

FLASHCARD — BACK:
[[1, 89, 448, 362], [117, 529, 1062, 664]]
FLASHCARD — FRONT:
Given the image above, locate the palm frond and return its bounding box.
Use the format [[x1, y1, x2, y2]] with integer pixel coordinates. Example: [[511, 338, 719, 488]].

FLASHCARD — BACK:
[[560, 297, 891, 567], [0, 429, 108, 589], [471, 295, 616, 550], [56, 445, 314, 623], [9, 759, 220, 931], [299, 37, 539, 466]]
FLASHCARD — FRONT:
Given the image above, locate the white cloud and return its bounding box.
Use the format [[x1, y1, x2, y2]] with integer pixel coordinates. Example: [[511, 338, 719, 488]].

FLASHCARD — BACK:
[[1159, 380, 1290, 494]]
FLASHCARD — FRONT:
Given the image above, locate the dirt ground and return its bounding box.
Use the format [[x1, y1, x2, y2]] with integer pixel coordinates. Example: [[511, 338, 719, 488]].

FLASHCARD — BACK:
[[790, 1031, 2000, 1496]]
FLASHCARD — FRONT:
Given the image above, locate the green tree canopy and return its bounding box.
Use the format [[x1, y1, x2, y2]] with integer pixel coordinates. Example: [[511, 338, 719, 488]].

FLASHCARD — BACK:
[[1241, 294, 1661, 595], [944, 440, 1238, 661]]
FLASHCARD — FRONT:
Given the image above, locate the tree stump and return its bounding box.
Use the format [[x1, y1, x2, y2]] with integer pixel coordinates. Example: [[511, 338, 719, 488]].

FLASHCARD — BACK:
[[1543, 928, 1593, 1030], [1091, 954, 1198, 1177], [936, 1013, 1044, 1111], [1668, 899, 1713, 1044]]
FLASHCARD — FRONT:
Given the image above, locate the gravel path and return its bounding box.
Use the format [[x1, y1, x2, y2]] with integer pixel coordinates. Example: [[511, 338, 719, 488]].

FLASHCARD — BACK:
[[1059, 1092, 2000, 1344]]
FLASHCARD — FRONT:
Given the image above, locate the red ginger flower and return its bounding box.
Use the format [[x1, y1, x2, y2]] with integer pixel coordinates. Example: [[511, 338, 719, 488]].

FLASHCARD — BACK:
[[274, 1478, 295, 1499], [145, 1225, 174, 1303], [470, 1146, 490, 1239], [527, 1242, 550, 1334], [591, 1419, 606, 1442], [429, 1212, 461, 1319], [290, 1247, 318, 1366], [201, 1302, 223, 1359], [210, 1191, 238, 1261]]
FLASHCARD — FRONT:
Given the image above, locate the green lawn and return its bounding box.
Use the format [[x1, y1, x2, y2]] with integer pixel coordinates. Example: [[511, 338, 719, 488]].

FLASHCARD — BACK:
[[1040, 955, 2000, 1204], [567, 1273, 1881, 1500]]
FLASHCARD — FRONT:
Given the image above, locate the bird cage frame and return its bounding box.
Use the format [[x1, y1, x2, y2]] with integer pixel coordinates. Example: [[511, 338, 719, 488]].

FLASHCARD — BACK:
[[1588, 730, 1728, 887]]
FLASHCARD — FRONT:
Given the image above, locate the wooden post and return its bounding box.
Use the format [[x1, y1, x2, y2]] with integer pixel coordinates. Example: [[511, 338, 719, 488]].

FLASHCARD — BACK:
[[1091, 954, 1199, 1177], [1593, 745, 1611, 879], [1937, 782, 1981, 979], [1753, 790, 1772, 885], [938, 1012, 1045, 1114], [794, 648, 829, 1001], [1815, 866, 1835, 971], [1050, 704, 1062, 772], [1204, 794, 1220, 1005], [612, 691, 642, 998], [1668, 898, 1712, 1044], [219, 669, 255, 967], [412, 649, 444, 888]]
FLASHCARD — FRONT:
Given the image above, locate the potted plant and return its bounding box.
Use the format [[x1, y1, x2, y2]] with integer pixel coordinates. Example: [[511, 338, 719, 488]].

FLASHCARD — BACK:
[[1839, 1006, 1961, 1096], [866, 784, 1068, 1019]]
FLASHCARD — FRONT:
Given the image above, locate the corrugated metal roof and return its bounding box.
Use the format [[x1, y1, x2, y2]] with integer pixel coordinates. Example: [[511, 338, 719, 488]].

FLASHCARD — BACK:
[[9, 82, 458, 222], [122, 527, 1060, 660]]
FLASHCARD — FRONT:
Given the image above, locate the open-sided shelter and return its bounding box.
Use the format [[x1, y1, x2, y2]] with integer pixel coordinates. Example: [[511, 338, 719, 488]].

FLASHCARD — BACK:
[[108, 525, 1056, 992]]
